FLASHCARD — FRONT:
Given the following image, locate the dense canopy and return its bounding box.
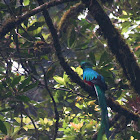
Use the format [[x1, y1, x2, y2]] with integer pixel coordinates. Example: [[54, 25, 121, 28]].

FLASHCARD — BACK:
[[0, 0, 140, 140]]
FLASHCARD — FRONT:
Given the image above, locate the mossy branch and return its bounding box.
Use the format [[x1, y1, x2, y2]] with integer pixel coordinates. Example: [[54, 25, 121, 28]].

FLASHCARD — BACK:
[[81, 0, 140, 95], [0, 0, 79, 39], [58, 2, 84, 34]]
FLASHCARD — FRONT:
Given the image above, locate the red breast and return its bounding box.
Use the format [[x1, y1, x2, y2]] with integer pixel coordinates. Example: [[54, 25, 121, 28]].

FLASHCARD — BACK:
[[84, 79, 94, 86]]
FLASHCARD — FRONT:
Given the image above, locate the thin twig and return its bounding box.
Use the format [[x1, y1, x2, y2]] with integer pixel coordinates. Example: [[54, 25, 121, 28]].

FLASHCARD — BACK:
[[39, 83, 92, 99], [23, 106, 39, 140], [41, 64, 59, 140]]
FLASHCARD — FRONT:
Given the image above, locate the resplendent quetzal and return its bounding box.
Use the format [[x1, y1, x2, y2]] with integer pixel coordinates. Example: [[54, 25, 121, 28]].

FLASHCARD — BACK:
[[80, 61, 110, 140]]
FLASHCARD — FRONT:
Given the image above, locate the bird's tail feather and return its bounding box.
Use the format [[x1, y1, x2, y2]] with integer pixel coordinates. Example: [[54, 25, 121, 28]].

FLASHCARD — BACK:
[[94, 85, 110, 140]]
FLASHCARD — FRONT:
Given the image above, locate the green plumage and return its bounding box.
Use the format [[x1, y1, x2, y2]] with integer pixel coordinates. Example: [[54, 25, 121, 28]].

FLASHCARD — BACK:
[[94, 85, 110, 140], [80, 61, 110, 139]]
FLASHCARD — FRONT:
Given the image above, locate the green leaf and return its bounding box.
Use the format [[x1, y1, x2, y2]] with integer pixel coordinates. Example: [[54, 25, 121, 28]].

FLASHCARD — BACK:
[[15, 95, 30, 102], [119, 15, 130, 20], [53, 76, 64, 85], [98, 51, 110, 66], [24, 124, 34, 129], [28, 22, 44, 31], [24, 0, 30, 6], [121, 21, 131, 29], [68, 28, 76, 48], [75, 67, 83, 76], [39, 118, 44, 125], [122, 10, 127, 15], [81, 23, 93, 32], [0, 119, 7, 135], [18, 76, 31, 91], [41, 55, 48, 60], [11, 76, 21, 87], [23, 81, 38, 92], [121, 22, 131, 34]]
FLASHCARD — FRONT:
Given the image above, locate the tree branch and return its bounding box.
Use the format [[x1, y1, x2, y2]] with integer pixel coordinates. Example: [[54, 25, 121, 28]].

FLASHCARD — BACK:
[[22, 104, 39, 140], [81, 0, 140, 95], [0, 0, 79, 39], [58, 2, 85, 34]]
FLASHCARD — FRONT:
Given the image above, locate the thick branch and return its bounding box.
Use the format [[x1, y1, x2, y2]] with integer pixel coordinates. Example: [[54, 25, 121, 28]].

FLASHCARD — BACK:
[[0, 0, 79, 39], [107, 97, 139, 121], [81, 0, 140, 95], [37, 1, 95, 97], [58, 2, 84, 33]]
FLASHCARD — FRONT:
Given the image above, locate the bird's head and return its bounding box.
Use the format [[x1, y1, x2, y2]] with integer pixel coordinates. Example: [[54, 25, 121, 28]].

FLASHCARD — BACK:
[[80, 61, 93, 69]]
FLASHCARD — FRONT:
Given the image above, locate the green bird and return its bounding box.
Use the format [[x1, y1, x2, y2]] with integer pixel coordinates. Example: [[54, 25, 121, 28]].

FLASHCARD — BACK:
[[80, 61, 110, 139]]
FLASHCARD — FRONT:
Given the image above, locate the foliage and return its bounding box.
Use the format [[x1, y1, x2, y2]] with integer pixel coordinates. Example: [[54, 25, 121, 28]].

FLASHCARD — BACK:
[[0, 0, 140, 140]]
